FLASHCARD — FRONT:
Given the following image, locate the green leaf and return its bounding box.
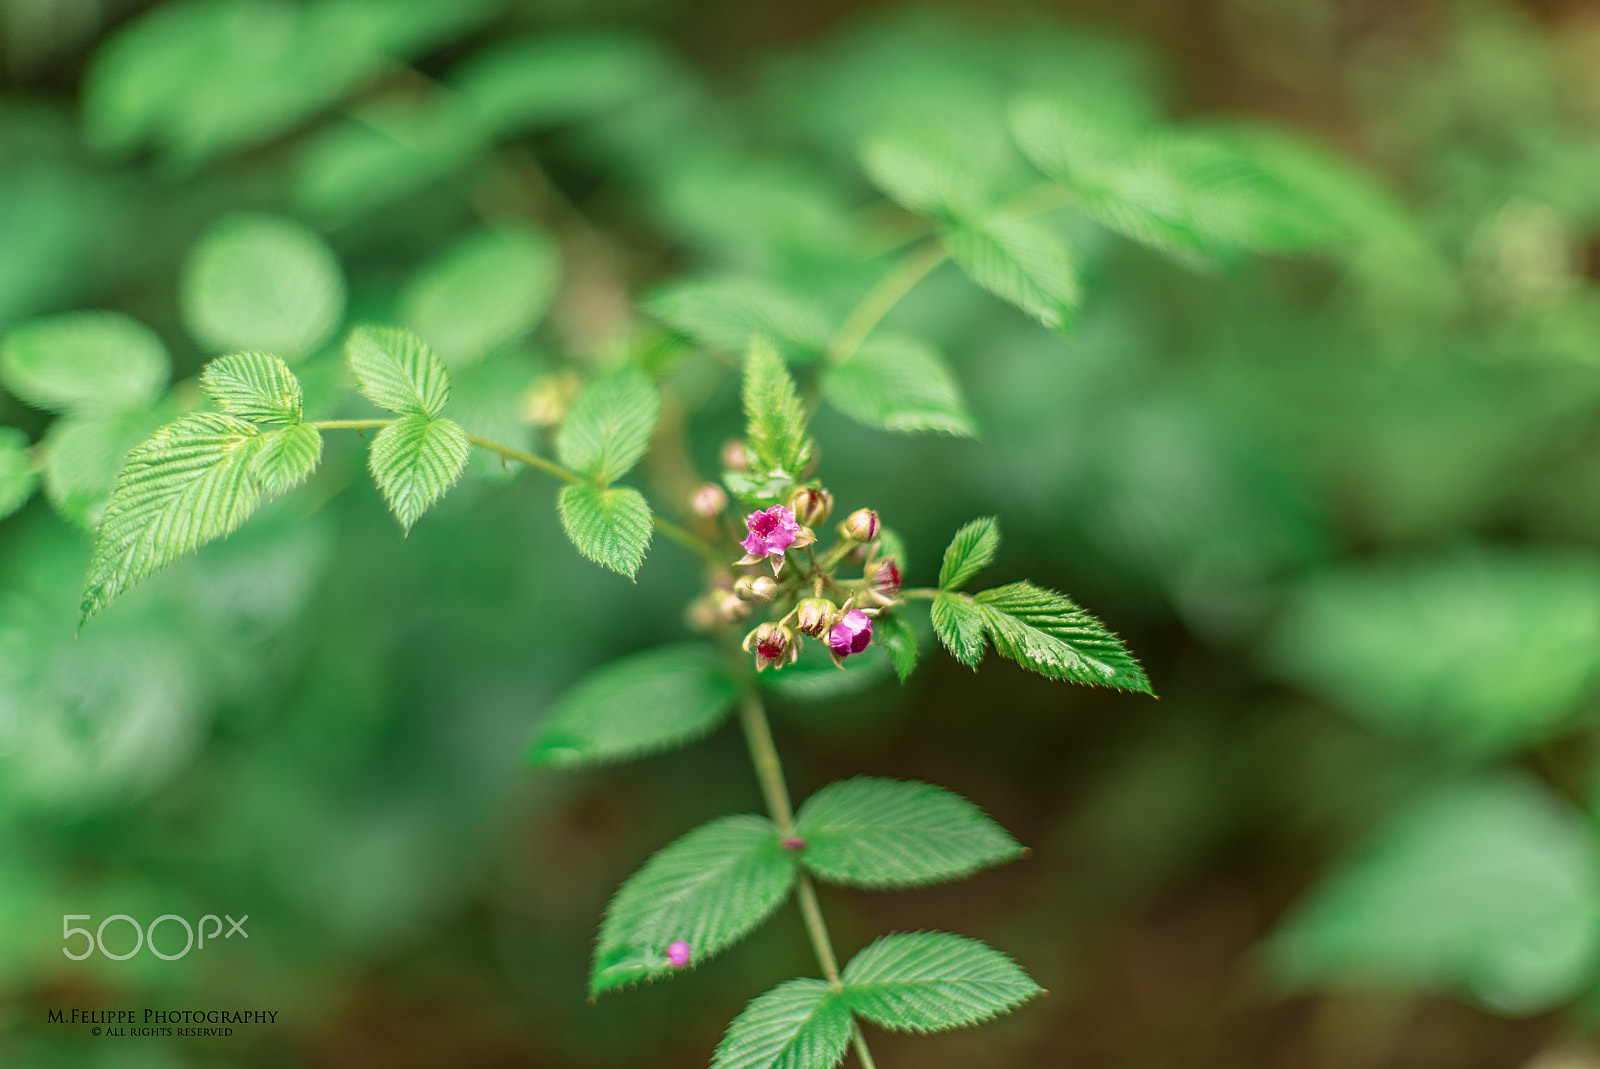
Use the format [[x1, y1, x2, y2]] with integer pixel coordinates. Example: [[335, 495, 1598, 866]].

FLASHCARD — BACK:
[[592, 815, 798, 995], [975, 582, 1151, 693], [0, 427, 37, 521], [942, 218, 1078, 332], [1270, 773, 1600, 1015], [841, 931, 1043, 1032], [367, 414, 469, 533], [0, 311, 169, 412], [199, 351, 305, 425], [823, 335, 976, 437], [181, 213, 346, 360], [711, 978, 853, 1069], [528, 643, 738, 767], [399, 224, 561, 368], [252, 422, 323, 497], [931, 592, 987, 669], [81, 412, 267, 622], [939, 517, 1000, 590], [873, 612, 921, 683], [454, 31, 668, 135], [859, 134, 995, 222], [794, 778, 1022, 889], [742, 337, 810, 477], [345, 325, 452, 417], [1267, 553, 1600, 759], [555, 367, 662, 484], [41, 407, 168, 527], [646, 277, 833, 362], [557, 482, 652, 579]]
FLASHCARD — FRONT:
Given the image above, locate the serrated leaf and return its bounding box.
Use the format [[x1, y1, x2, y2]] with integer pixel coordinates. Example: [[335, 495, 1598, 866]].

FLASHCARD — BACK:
[[841, 931, 1042, 1032], [345, 325, 452, 417], [81, 412, 267, 622], [592, 815, 798, 995], [711, 978, 853, 1069], [41, 407, 168, 528], [646, 277, 832, 362], [939, 517, 1000, 590], [0, 427, 37, 521], [252, 422, 322, 496], [528, 643, 737, 767], [454, 30, 668, 134], [860, 134, 995, 222], [873, 612, 921, 683], [0, 311, 169, 412], [795, 778, 1022, 889], [199, 351, 304, 425], [975, 582, 1151, 693], [823, 335, 976, 437], [181, 213, 346, 360], [399, 224, 560, 368], [942, 218, 1078, 332], [1270, 774, 1600, 1015], [555, 367, 661, 484], [367, 414, 469, 532], [743, 337, 809, 476], [558, 482, 652, 578], [931, 592, 986, 669]]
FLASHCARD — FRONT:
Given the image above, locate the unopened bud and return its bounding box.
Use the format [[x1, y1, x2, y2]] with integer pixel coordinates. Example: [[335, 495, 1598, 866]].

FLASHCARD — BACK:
[[690, 483, 727, 518], [782, 837, 807, 852], [787, 486, 833, 527], [520, 369, 583, 426], [795, 597, 838, 638], [839, 508, 879, 543], [686, 595, 720, 632], [716, 591, 752, 623], [864, 557, 902, 607], [742, 622, 799, 672], [734, 574, 779, 603], [721, 439, 751, 472]]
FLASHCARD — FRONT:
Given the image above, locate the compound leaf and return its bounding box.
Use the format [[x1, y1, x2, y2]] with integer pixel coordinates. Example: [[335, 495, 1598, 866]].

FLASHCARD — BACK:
[[346, 325, 452, 417], [823, 335, 976, 437], [199, 351, 304, 425], [252, 421, 322, 497], [711, 978, 853, 1069], [976, 582, 1151, 693], [939, 517, 1000, 590], [556, 367, 661, 484], [558, 482, 652, 579], [367, 413, 469, 532], [592, 815, 798, 995], [528, 643, 738, 767], [794, 778, 1022, 889]]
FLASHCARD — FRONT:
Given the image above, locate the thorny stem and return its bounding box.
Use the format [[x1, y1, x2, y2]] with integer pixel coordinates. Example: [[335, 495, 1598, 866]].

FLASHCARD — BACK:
[[735, 686, 878, 1069]]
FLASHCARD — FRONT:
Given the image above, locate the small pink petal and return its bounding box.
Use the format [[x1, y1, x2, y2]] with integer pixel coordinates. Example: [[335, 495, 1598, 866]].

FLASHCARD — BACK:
[[667, 939, 691, 968]]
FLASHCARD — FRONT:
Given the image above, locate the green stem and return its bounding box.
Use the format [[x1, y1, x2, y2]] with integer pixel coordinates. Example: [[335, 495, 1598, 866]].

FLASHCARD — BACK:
[[308, 418, 393, 431], [464, 432, 582, 484], [826, 238, 949, 367], [899, 587, 941, 600], [735, 686, 876, 1068]]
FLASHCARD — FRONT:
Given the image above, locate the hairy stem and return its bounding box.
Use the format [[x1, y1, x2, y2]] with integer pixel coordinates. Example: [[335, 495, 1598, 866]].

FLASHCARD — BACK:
[[827, 237, 949, 367], [735, 686, 877, 1068]]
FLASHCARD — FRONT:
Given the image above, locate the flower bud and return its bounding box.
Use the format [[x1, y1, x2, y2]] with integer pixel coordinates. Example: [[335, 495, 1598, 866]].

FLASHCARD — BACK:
[[787, 486, 833, 527], [721, 439, 751, 472], [734, 574, 779, 603], [795, 597, 838, 638], [520, 369, 582, 426], [839, 508, 879, 543], [716, 590, 751, 623], [863, 557, 902, 607], [690, 483, 727, 518], [827, 609, 873, 665], [667, 939, 691, 968], [782, 837, 807, 852], [686, 595, 720, 632], [742, 622, 799, 672]]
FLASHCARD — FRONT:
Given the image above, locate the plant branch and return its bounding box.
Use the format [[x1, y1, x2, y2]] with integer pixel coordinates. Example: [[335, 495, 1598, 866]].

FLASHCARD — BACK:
[[308, 418, 393, 431], [826, 237, 949, 367], [735, 685, 877, 1068]]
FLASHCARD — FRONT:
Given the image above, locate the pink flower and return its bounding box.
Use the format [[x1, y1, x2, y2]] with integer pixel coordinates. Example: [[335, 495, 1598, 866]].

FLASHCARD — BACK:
[[827, 609, 873, 660], [741, 506, 801, 558], [667, 939, 690, 968], [870, 558, 901, 596]]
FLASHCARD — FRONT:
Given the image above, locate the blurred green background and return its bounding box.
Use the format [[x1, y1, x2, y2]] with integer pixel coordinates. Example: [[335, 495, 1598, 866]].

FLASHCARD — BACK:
[[6, 0, 1600, 1066]]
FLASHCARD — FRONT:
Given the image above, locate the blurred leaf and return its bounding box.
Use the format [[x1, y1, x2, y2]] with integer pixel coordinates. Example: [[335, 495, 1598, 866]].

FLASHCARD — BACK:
[[646, 277, 832, 362], [743, 337, 809, 476], [252, 421, 322, 496], [528, 643, 737, 768], [1271, 774, 1600, 1014], [860, 133, 997, 222], [793, 777, 1022, 888], [400, 224, 561, 369], [975, 582, 1151, 692], [841, 931, 1042, 1031], [199, 351, 305, 425], [0, 428, 37, 521], [366, 414, 468, 533], [182, 214, 346, 360], [711, 978, 852, 1069], [557, 482, 652, 579], [555, 367, 661, 484], [345, 325, 452, 417], [823, 333, 976, 437], [40, 406, 167, 527], [939, 517, 1000, 590], [0, 311, 169, 412], [81, 412, 266, 622], [873, 611, 920, 682], [591, 815, 797, 995], [931, 592, 987, 669], [454, 31, 669, 134], [1269, 554, 1600, 758], [942, 217, 1078, 332]]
